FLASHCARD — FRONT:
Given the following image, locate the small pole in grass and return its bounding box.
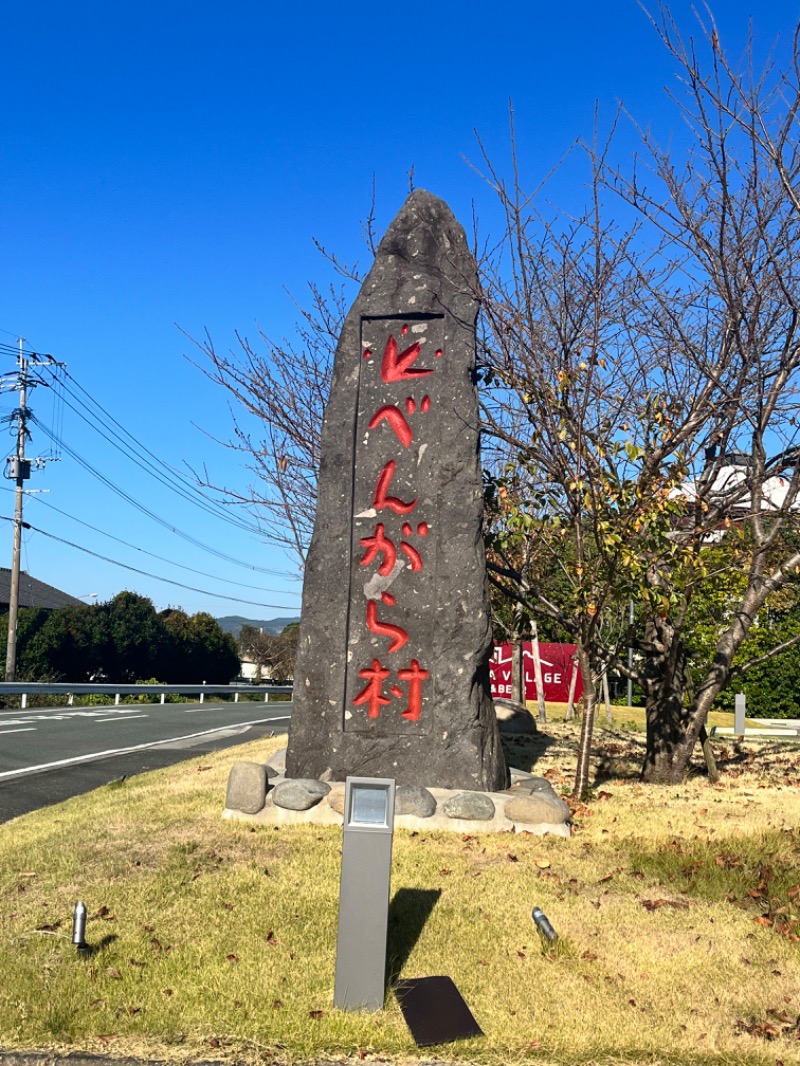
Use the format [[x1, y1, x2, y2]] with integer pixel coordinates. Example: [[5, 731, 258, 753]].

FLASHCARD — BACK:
[[531, 907, 558, 943], [72, 901, 88, 952]]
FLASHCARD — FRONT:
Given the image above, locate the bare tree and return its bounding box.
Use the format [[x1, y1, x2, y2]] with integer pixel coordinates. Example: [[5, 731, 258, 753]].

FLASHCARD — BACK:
[[196, 5, 800, 789]]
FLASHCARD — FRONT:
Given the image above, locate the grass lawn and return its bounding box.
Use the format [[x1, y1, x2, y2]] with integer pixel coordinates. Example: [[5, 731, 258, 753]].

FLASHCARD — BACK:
[[1, 710, 799, 1066]]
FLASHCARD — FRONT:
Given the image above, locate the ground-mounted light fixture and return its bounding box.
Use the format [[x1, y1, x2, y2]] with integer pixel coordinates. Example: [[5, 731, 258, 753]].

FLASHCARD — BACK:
[[333, 776, 396, 1012], [72, 901, 87, 952]]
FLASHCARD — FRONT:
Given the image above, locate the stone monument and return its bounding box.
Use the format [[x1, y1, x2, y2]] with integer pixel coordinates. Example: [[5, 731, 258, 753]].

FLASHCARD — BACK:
[[285, 189, 506, 791]]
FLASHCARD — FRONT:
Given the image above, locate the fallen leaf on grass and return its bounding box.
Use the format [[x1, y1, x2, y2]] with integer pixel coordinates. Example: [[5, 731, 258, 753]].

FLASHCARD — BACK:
[[309, 1010, 325, 1020], [535, 859, 551, 869], [17, 872, 37, 878], [641, 898, 690, 911], [196, 765, 212, 772], [105, 967, 122, 981], [226, 954, 239, 963], [264, 931, 278, 945], [753, 916, 774, 928]]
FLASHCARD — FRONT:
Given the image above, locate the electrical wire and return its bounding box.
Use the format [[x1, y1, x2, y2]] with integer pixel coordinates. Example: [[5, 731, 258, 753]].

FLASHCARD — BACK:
[[0, 515, 299, 611], [0, 486, 299, 596], [31, 413, 286, 576]]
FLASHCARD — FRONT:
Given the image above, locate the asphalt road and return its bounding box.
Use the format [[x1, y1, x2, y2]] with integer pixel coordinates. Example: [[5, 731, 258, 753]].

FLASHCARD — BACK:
[[0, 699, 292, 824]]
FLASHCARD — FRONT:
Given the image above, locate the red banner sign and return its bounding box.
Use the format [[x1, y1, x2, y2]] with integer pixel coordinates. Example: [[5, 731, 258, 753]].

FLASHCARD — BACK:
[[490, 642, 582, 704]]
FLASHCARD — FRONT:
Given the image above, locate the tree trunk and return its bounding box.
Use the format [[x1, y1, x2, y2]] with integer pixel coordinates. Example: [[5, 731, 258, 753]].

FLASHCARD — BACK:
[[640, 613, 690, 783], [565, 657, 578, 721], [511, 637, 525, 704], [573, 645, 597, 798], [531, 620, 547, 723]]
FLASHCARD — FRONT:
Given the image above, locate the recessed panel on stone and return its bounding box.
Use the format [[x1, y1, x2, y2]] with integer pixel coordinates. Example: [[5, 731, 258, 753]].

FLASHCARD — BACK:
[[344, 315, 443, 736]]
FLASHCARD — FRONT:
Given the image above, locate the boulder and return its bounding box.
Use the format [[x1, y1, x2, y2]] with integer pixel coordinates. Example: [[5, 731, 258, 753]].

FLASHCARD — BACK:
[[494, 698, 537, 735], [272, 778, 331, 811], [395, 785, 437, 818], [505, 791, 570, 826], [442, 791, 496, 821], [285, 190, 506, 792], [225, 761, 267, 815]]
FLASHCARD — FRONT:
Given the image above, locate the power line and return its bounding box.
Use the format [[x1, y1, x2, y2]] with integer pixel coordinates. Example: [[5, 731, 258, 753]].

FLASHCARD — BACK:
[[0, 515, 299, 611], [0, 487, 298, 596], [31, 413, 284, 576]]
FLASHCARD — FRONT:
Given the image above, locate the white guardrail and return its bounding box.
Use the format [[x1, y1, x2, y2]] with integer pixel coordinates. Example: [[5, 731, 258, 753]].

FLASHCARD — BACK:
[[0, 682, 293, 709]]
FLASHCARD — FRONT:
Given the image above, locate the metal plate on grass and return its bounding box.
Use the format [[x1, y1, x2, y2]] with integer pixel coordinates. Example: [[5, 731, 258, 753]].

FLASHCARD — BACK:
[[394, 976, 483, 1046]]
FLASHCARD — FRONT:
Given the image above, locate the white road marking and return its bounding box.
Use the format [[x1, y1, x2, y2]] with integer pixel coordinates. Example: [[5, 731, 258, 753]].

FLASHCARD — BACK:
[[96, 715, 149, 723], [0, 717, 291, 780], [0, 727, 37, 735]]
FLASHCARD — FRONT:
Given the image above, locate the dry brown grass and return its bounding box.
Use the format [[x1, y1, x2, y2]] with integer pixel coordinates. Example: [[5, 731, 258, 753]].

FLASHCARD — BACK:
[[1, 716, 799, 1066]]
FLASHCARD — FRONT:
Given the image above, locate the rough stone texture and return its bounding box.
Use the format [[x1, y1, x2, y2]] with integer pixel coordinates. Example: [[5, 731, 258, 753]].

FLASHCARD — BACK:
[[505, 791, 570, 825], [326, 783, 346, 814], [441, 791, 496, 821], [285, 189, 505, 792], [395, 784, 437, 818], [266, 747, 286, 775], [272, 778, 331, 811], [225, 761, 267, 814], [507, 775, 559, 797], [494, 698, 538, 735]]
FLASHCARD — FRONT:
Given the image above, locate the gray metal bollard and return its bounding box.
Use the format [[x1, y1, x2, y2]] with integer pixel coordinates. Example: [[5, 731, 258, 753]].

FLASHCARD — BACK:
[[334, 777, 396, 1012], [735, 692, 746, 735]]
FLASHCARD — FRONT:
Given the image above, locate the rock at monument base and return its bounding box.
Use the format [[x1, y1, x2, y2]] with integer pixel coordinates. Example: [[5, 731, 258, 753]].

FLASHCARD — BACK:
[[286, 189, 505, 793], [494, 698, 538, 735], [442, 791, 496, 821], [225, 761, 267, 815], [505, 790, 570, 825], [326, 783, 346, 814], [395, 785, 437, 818], [272, 778, 331, 811], [266, 747, 287, 776]]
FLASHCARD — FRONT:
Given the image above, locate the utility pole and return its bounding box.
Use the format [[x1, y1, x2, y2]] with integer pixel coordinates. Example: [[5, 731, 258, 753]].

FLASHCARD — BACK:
[[3, 341, 62, 681], [5, 339, 30, 681]]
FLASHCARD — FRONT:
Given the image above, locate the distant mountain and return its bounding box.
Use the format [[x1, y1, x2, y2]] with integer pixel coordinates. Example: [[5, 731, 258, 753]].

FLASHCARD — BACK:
[[217, 614, 300, 637]]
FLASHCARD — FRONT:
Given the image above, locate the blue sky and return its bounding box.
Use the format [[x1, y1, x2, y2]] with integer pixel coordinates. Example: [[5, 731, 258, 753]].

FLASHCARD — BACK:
[[1, 0, 797, 623]]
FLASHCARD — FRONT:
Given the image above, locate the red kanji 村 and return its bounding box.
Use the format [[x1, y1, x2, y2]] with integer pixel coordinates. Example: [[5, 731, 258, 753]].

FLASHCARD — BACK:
[[372, 460, 417, 515], [366, 599, 408, 653], [381, 333, 433, 383], [353, 659, 391, 719], [368, 405, 413, 447], [397, 659, 430, 721]]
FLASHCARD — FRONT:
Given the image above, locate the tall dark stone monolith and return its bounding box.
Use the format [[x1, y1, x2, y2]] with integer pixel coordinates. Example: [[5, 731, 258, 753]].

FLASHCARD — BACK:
[[285, 189, 506, 791]]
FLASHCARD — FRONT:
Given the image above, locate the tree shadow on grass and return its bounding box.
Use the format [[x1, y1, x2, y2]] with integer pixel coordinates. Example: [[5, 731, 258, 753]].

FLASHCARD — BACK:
[[386, 887, 441, 986], [500, 730, 559, 773]]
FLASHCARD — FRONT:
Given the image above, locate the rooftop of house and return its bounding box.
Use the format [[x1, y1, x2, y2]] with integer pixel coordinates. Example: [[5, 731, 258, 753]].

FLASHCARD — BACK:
[[0, 568, 84, 611]]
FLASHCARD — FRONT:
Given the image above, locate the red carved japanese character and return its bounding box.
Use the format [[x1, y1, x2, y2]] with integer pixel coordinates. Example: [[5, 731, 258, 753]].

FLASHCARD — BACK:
[[381, 334, 433, 383], [373, 460, 417, 515], [366, 599, 408, 653], [398, 659, 430, 721], [400, 542, 423, 571], [353, 659, 391, 719], [359, 523, 396, 576], [360, 524, 423, 575], [368, 404, 413, 447]]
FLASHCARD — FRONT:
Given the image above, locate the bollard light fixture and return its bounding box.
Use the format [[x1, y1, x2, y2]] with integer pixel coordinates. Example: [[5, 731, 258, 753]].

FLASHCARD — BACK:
[[72, 901, 87, 951], [333, 776, 396, 1012]]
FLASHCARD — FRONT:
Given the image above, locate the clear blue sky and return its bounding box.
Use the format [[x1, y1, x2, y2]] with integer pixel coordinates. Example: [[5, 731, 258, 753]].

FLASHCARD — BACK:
[[1, 0, 796, 623]]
